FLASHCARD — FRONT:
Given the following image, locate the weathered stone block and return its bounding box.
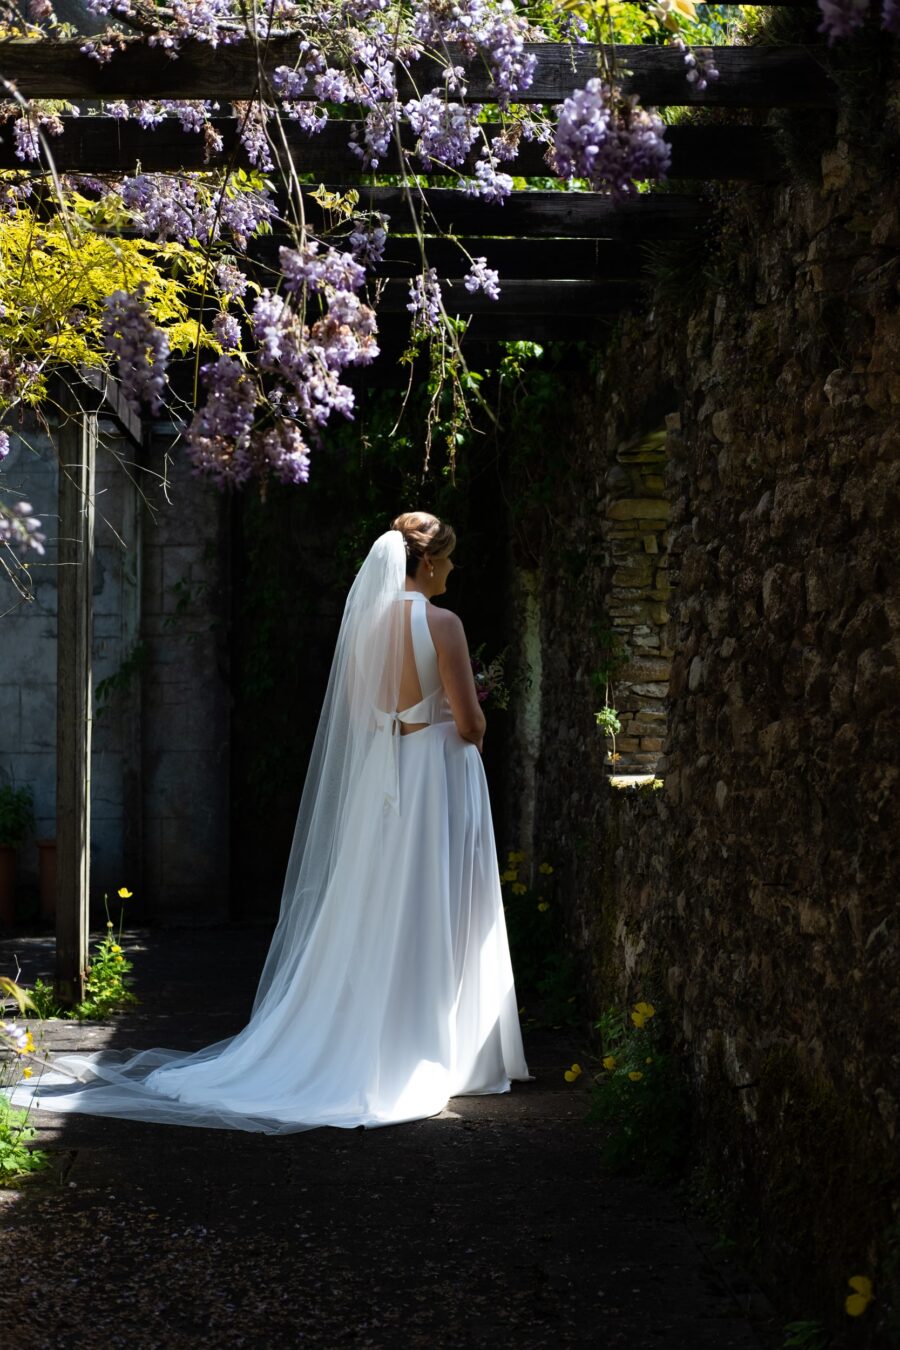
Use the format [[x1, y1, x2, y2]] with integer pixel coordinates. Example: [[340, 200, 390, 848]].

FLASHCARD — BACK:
[[606, 498, 671, 521]]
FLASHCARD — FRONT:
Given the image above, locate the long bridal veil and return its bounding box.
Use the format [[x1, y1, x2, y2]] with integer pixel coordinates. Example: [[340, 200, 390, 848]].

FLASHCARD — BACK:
[[10, 530, 417, 1132]]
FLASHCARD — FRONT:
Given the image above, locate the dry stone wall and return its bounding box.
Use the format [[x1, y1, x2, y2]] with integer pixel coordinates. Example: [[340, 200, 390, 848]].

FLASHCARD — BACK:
[[524, 72, 900, 1341]]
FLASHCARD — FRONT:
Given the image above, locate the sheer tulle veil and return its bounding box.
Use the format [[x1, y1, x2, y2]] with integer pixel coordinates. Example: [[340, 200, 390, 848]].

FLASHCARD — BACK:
[[9, 529, 417, 1132], [250, 527, 408, 1016]]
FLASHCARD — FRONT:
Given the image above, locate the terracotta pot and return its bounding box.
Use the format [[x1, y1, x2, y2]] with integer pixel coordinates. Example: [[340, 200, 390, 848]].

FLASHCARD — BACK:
[[36, 839, 57, 922], [0, 845, 15, 927]]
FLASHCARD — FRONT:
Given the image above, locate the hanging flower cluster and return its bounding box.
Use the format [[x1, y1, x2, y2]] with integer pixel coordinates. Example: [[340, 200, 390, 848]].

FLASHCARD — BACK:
[[552, 80, 671, 198], [0, 499, 46, 555], [182, 241, 379, 487], [102, 286, 170, 415], [817, 0, 899, 41]]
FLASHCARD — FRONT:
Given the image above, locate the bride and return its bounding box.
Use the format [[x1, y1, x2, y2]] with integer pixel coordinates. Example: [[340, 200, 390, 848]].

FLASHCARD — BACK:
[[11, 511, 531, 1132]]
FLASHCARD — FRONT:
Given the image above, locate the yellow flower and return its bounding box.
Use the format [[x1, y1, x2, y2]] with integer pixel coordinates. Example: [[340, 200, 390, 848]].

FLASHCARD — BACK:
[[111, 944, 122, 953], [115, 954, 124, 963], [628, 1071, 643, 1082], [117, 887, 133, 898], [22, 1066, 32, 1079], [845, 1276, 873, 1317], [106, 920, 114, 929], [645, 1057, 653, 1065], [24, 1032, 35, 1052], [602, 1055, 617, 1071], [563, 1063, 583, 1083], [507, 851, 526, 864], [538, 862, 554, 875], [631, 1001, 656, 1028], [511, 882, 527, 895], [537, 901, 550, 912], [500, 869, 518, 883]]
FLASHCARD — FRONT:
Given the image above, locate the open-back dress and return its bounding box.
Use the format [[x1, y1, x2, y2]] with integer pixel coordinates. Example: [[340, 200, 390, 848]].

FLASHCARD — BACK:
[[10, 588, 531, 1133]]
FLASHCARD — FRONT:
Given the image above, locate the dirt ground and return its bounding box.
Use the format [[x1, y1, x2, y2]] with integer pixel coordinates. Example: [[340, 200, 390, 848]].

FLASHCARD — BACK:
[[0, 928, 778, 1349]]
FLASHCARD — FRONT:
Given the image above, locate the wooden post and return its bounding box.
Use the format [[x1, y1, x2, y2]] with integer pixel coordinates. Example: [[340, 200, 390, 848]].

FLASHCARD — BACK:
[[55, 386, 98, 1007]]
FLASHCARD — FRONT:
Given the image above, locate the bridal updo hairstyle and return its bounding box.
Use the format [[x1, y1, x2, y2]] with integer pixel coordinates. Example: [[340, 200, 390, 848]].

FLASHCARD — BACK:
[[391, 511, 456, 579]]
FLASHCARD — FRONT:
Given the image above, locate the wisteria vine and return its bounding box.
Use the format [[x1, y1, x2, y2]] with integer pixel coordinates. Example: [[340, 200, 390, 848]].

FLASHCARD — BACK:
[[0, 0, 895, 536]]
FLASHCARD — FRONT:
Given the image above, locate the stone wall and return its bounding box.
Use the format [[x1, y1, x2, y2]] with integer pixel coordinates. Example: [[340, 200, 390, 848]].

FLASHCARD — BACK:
[[522, 72, 900, 1341], [0, 416, 231, 924], [603, 426, 672, 774]]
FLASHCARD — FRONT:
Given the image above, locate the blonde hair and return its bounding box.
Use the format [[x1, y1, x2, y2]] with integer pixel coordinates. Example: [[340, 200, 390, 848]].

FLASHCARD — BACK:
[[391, 511, 456, 578]]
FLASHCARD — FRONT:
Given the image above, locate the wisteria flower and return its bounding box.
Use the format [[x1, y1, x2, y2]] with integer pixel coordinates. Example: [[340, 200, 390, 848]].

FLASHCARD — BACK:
[[101, 286, 169, 414], [463, 257, 501, 301]]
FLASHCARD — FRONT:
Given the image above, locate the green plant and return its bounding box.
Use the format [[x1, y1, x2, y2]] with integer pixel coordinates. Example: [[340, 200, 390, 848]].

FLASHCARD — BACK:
[[72, 892, 139, 1020], [0, 1096, 47, 1181], [23, 890, 139, 1021], [781, 1320, 830, 1350], [94, 642, 150, 717], [0, 784, 34, 848], [594, 707, 621, 737], [500, 852, 579, 1028], [587, 1000, 691, 1180], [0, 976, 49, 1183]]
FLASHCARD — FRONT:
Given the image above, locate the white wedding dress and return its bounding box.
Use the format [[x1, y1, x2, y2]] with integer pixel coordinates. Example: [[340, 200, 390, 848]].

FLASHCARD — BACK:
[[10, 537, 531, 1133]]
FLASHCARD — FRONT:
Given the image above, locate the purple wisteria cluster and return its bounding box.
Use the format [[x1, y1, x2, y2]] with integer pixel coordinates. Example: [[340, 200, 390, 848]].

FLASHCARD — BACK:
[[817, 0, 900, 40], [120, 174, 275, 248], [552, 80, 671, 199], [407, 268, 442, 335], [464, 257, 500, 301], [183, 240, 379, 488], [0, 498, 46, 556], [101, 286, 170, 415]]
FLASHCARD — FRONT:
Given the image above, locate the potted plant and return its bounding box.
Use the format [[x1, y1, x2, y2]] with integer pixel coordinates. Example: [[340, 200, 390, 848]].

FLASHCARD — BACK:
[[0, 785, 35, 926]]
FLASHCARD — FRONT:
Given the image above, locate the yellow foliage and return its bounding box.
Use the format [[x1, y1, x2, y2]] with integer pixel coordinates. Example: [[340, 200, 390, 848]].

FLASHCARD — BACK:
[[0, 202, 215, 411]]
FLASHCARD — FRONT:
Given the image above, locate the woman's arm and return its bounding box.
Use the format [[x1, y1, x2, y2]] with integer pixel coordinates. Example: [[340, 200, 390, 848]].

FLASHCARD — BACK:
[[429, 608, 487, 751]]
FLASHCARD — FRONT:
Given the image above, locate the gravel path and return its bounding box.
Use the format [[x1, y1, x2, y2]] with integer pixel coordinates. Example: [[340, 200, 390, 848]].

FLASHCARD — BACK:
[[0, 928, 777, 1349]]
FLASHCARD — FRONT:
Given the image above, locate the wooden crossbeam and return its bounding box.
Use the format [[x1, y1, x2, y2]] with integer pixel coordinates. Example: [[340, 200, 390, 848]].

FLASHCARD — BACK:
[[375, 278, 640, 315], [252, 237, 649, 281], [0, 116, 785, 181], [301, 186, 704, 239], [0, 40, 836, 106]]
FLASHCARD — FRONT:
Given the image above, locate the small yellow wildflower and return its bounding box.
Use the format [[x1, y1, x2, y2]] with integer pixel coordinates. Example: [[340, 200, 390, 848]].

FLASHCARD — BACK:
[[115, 955, 125, 963], [628, 1071, 643, 1082], [500, 869, 518, 883], [538, 862, 554, 875], [563, 1062, 583, 1083], [537, 901, 550, 912], [111, 944, 122, 954], [22, 1066, 33, 1079], [602, 1055, 617, 1071], [845, 1276, 873, 1317], [106, 920, 114, 929], [511, 882, 527, 895], [631, 1001, 656, 1028], [117, 887, 133, 898], [24, 1032, 35, 1053]]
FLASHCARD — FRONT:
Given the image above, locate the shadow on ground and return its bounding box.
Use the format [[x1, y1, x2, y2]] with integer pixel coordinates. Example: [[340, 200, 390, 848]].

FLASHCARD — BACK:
[[0, 928, 778, 1349]]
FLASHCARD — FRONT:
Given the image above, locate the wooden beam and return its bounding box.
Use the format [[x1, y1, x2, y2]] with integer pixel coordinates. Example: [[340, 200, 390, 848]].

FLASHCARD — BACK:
[[0, 40, 836, 107], [54, 382, 98, 1008], [319, 237, 649, 280], [302, 186, 704, 239], [0, 115, 786, 181], [375, 278, 639, 315]]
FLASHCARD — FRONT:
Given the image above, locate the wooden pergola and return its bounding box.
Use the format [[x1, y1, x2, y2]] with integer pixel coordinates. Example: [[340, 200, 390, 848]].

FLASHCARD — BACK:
[[0, 8, 837, 998]]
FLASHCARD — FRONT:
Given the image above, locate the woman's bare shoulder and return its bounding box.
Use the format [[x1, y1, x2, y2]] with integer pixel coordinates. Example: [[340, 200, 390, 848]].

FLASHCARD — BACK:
[[425, 604, 465, 648]]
